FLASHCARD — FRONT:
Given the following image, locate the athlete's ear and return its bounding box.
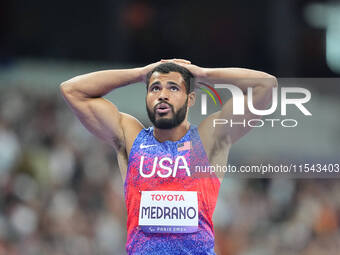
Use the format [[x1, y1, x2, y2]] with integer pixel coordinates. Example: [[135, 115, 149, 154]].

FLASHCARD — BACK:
[[188, 91, 196, 107]]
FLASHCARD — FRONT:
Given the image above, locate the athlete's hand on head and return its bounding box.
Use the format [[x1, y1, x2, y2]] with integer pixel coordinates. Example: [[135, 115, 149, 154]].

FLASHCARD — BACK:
[[140, 58, 207, 86], [140, 60, 164, 84], [160, 58, 207, 82], [161, 58, 191, 65]]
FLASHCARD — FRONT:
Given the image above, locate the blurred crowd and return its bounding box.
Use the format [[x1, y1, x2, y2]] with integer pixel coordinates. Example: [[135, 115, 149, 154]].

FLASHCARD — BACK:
[[0, 87, 339, 255], [0, 87, 126, 255], [214, 178, 340, 255]]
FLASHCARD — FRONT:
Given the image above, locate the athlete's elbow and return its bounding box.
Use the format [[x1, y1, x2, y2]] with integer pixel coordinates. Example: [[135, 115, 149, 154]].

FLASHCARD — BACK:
[[59, 82, 72, 100], [262, 74, 278, 89], [60, 80, 82, 99], [60, 81, 70, 92], [269, 75, 278, 88], [254, 75, 277, 94]]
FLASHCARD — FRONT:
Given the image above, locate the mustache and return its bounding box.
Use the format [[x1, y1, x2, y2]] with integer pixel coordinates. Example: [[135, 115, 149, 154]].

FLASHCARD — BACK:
[[154, 101, 174, 111]]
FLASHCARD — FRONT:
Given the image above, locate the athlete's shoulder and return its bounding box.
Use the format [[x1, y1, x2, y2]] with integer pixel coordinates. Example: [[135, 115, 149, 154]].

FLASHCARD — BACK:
[[189, 124, 201, 138], [130, 126, 154, 146], [145, 126, 153, 132], [136, 126, 153, 138], [189, 124, 198, 132]]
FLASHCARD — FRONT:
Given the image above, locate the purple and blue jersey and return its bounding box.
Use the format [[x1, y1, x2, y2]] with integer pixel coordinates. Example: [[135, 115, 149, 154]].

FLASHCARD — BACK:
[[124, 125, 221, 254]]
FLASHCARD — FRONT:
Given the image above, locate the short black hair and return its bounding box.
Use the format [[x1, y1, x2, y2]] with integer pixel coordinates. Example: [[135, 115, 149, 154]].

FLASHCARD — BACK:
[[145, 62, 194, 94]]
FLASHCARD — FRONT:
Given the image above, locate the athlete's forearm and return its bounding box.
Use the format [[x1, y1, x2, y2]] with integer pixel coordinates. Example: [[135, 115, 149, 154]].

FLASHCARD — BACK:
[[201, 67, 278, 93], [60, 68, 144, 98]]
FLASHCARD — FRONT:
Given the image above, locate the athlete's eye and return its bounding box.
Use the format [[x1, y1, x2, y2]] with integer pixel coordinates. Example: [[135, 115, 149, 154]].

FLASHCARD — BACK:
[[170, 86, 179, 91], [151, 86, 160, 92]]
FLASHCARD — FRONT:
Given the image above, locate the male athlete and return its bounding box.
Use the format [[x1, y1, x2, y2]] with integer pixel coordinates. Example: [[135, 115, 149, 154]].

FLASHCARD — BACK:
[[60, 59, 277, 254]]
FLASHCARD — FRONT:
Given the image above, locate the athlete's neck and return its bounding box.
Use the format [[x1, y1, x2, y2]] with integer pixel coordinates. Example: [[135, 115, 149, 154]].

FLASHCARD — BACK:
[[153, 122, 190, 143]]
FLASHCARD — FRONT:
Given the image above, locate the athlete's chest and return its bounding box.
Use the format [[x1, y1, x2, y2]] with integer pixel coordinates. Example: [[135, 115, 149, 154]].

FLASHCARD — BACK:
[[127, 141, 195, 187]]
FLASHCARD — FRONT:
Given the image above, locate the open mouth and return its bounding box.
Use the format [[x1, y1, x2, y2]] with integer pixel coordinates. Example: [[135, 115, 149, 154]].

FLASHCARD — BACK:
[[155, 103, 171, 114]]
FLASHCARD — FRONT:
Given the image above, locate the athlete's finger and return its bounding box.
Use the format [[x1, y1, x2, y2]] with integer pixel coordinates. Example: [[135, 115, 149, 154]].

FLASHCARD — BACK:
[[161, 59, 191, 64], [174, 58, 191, 64]]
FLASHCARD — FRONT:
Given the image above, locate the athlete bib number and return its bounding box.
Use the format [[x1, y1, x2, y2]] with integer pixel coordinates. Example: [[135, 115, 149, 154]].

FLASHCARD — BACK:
[[138, 190, 198, 233]]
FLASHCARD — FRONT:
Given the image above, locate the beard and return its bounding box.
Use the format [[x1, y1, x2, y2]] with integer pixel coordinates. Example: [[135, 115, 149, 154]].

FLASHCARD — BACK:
[[147, 97, 188, 129]]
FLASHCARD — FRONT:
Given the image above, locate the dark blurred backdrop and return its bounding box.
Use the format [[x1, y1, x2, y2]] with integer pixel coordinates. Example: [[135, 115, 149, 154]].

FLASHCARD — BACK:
[[1, 0, 339, 77]]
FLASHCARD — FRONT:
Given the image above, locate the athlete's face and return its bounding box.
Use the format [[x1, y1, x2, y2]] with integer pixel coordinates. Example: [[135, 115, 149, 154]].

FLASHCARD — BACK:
[[146, 72, 192, 129]]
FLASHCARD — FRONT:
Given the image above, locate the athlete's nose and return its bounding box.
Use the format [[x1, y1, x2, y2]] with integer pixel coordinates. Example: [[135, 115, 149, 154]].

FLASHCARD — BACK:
[[158, 88, 169, 101]]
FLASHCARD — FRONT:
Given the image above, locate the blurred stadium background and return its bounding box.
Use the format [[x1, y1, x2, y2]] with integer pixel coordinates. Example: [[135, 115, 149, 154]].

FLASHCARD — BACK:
[[0, 1, 340, 254]]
